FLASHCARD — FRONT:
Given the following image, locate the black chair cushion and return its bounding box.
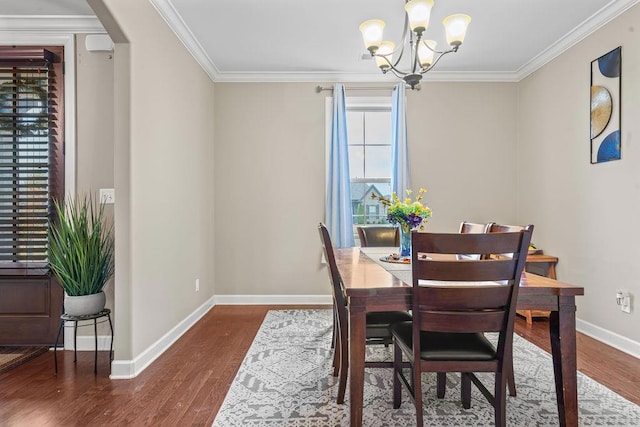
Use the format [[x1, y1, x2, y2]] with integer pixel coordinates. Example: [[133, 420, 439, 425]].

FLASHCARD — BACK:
[[391, 321, 497, 361], [366, 311, 413, 339]]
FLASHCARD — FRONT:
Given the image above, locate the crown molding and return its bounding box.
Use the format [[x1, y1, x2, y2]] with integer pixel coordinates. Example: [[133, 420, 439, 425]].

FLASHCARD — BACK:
[[149, 0, 219, 81], [516, 0, 640, 80], [153, 0, 638, 84], [0, 15, 104, 33], [213, 70, 520, 84]]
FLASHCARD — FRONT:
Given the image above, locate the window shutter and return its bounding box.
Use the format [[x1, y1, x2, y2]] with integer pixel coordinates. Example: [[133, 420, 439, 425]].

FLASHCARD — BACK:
[[0, 46, 64, 271]]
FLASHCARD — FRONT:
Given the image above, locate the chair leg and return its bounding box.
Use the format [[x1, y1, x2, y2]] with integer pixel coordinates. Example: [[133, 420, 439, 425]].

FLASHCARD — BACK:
[[461, 373, 471, 409], [495, 370, 507, 427], [413, 365, 424, 427], [336, 318, 349, 404], [506, 347, 516, 396], [436, 372, 446, 398], [331, 304, 339, 376], [393, 341, 402, 409], [507, 360, 517, 397], [332, 330, 340, 377], [331, 304, 337, 349]]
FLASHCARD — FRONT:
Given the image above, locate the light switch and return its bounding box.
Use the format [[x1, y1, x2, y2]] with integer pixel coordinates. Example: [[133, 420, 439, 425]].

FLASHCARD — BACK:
[[99, 188, 115, 204]]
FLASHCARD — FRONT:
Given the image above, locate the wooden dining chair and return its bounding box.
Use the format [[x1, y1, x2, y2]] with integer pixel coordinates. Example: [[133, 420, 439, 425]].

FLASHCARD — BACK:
[[318, 223, 412, 404], [458, 220, 518, 397], [487, 223, 535, 396], [357, 225, 400, 247], [487, 223, 527, 234], [391, 228, 532, 427], [459, 221, 493, 234]]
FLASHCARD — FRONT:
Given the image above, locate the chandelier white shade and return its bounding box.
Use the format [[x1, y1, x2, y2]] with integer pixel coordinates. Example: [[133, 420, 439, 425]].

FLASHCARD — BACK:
[[359, 0, 471, 89]]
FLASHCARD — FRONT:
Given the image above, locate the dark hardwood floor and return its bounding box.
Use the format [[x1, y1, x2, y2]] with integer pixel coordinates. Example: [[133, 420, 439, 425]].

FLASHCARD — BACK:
[[0, 305, 638, 426]]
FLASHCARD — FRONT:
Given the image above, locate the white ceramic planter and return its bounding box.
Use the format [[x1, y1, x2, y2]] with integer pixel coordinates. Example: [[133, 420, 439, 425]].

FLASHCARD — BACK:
[[64, 291, 106, 316]]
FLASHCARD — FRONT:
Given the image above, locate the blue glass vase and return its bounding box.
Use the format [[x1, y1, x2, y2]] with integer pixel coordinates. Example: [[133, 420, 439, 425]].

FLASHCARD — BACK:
[[399, 225, 411, 258]]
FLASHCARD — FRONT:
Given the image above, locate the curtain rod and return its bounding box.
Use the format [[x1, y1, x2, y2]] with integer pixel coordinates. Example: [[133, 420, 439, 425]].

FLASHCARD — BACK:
[[315, 85, 420, 93]]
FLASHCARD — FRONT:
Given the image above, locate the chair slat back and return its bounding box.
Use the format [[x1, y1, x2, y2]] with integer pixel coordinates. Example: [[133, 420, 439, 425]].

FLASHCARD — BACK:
[[415, 285, 512, 310], [486, 223, 532, 259], [318, 223, 347, 310], [487, 223, 526, 234], [410, 229, 532, 335], [357, 225, 400, 247], [412, 258, 519, 282], [413, 231, 526, 256], [459, 221, 493, 234], [417, 310, 507, 333]]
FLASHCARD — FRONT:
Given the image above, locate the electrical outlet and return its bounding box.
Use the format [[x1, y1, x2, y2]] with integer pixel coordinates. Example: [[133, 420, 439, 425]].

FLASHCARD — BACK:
[[195, 278, 200, 292], [99, 188, 115, 204], [616, 290, 632, 313]]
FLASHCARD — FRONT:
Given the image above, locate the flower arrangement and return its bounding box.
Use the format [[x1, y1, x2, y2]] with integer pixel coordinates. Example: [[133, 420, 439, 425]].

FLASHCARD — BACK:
[[371, 188, 432, 232]]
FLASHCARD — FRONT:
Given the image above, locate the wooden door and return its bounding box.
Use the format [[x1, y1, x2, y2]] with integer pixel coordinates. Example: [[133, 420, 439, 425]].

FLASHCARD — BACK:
[[0, 274, 64, 345]]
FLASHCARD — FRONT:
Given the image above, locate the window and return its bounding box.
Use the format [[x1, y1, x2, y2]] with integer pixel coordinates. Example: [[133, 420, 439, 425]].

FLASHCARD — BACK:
[[347, 104, 392, 227], [0, 46, 64, 270]]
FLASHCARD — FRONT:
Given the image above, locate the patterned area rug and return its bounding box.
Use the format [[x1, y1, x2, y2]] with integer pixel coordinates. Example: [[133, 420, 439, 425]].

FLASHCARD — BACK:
[[213, 309, 640, 426], [0, 346, 48, 376]]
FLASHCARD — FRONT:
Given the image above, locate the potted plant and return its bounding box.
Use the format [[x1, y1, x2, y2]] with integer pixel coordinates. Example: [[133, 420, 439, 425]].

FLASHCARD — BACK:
[[48, 194, 114, 316]]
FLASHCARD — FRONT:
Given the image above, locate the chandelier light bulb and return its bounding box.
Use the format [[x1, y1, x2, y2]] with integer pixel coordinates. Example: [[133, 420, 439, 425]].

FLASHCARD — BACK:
[[404, 0, 434, 34], [443, 14, 471, 47], [418, 40, 437, 68], [359, 19, 386, 52], [375, 41, 395, 70]]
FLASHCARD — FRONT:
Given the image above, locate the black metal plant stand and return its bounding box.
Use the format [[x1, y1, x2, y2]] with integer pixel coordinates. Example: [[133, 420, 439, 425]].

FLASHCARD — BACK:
[[53, 308, 113, 375]]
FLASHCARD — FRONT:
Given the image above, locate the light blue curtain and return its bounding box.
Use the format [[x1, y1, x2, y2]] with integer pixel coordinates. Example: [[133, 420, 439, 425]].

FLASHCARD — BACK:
[[391, 82, 411, 196], [326, 83, 355, 248]]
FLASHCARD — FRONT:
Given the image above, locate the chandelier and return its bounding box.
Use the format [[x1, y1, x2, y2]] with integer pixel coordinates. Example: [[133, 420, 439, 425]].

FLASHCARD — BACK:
[[359, 0, 471, 89]]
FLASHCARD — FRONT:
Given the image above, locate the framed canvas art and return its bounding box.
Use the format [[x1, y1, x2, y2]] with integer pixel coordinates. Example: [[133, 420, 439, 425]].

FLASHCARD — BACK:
[[590, 46, 621, 164]]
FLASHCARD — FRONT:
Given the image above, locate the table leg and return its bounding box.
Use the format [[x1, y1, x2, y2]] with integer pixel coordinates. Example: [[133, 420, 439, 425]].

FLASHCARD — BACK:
[[549, 296, 578, 427], [349, 308, 366, 427]]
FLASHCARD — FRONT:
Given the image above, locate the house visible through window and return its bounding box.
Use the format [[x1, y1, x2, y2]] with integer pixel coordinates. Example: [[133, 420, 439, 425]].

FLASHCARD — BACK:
[[0, 46, 64, 270], [347, 105, 392, 230]]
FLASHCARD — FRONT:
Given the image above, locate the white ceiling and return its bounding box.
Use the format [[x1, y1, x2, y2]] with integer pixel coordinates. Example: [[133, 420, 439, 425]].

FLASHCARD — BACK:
[[2, 0, 638, 82]]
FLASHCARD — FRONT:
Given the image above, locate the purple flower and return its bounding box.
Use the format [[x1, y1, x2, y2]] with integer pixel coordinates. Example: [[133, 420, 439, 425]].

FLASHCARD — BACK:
[[407, 213, 422, 228]]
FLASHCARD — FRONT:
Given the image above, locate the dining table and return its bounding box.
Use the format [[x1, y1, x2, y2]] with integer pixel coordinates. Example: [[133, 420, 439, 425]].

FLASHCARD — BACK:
[[335, 246, 585, 427]]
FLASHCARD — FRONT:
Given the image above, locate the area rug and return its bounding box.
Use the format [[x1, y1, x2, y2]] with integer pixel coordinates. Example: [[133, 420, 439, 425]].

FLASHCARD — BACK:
[[0, 346, 48, 376], [213, 309, 640, 426]]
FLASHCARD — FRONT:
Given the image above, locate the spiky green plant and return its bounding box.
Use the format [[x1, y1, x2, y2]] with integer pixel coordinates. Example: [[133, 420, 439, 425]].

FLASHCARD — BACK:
[[48, 195, 114, 296]]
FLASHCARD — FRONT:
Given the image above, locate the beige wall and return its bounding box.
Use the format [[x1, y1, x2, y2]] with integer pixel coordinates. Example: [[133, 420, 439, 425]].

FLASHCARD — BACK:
[[75, 33, 115, 335], [517, 4, 640, 343], [214, 83, 327, 296], [213, 82, 518, 296], [91, 0, 216, 358], [407, 83, 518, 231]]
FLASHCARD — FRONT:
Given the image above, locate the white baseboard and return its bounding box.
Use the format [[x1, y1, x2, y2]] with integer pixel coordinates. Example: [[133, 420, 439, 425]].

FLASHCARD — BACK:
[[73, 334, 113, 352], [109, 296, 215, 379], [63, 314, 114, 351], [577, 318, 640, 359], [213, 294, 332, 305]]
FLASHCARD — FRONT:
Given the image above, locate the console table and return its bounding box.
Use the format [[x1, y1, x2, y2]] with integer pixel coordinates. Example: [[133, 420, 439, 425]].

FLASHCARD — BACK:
[[519, 253, 560, 324]]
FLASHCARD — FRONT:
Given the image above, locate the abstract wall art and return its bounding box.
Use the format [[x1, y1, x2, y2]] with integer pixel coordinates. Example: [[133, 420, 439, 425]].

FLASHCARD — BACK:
[[590, 46, 621, 164]]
